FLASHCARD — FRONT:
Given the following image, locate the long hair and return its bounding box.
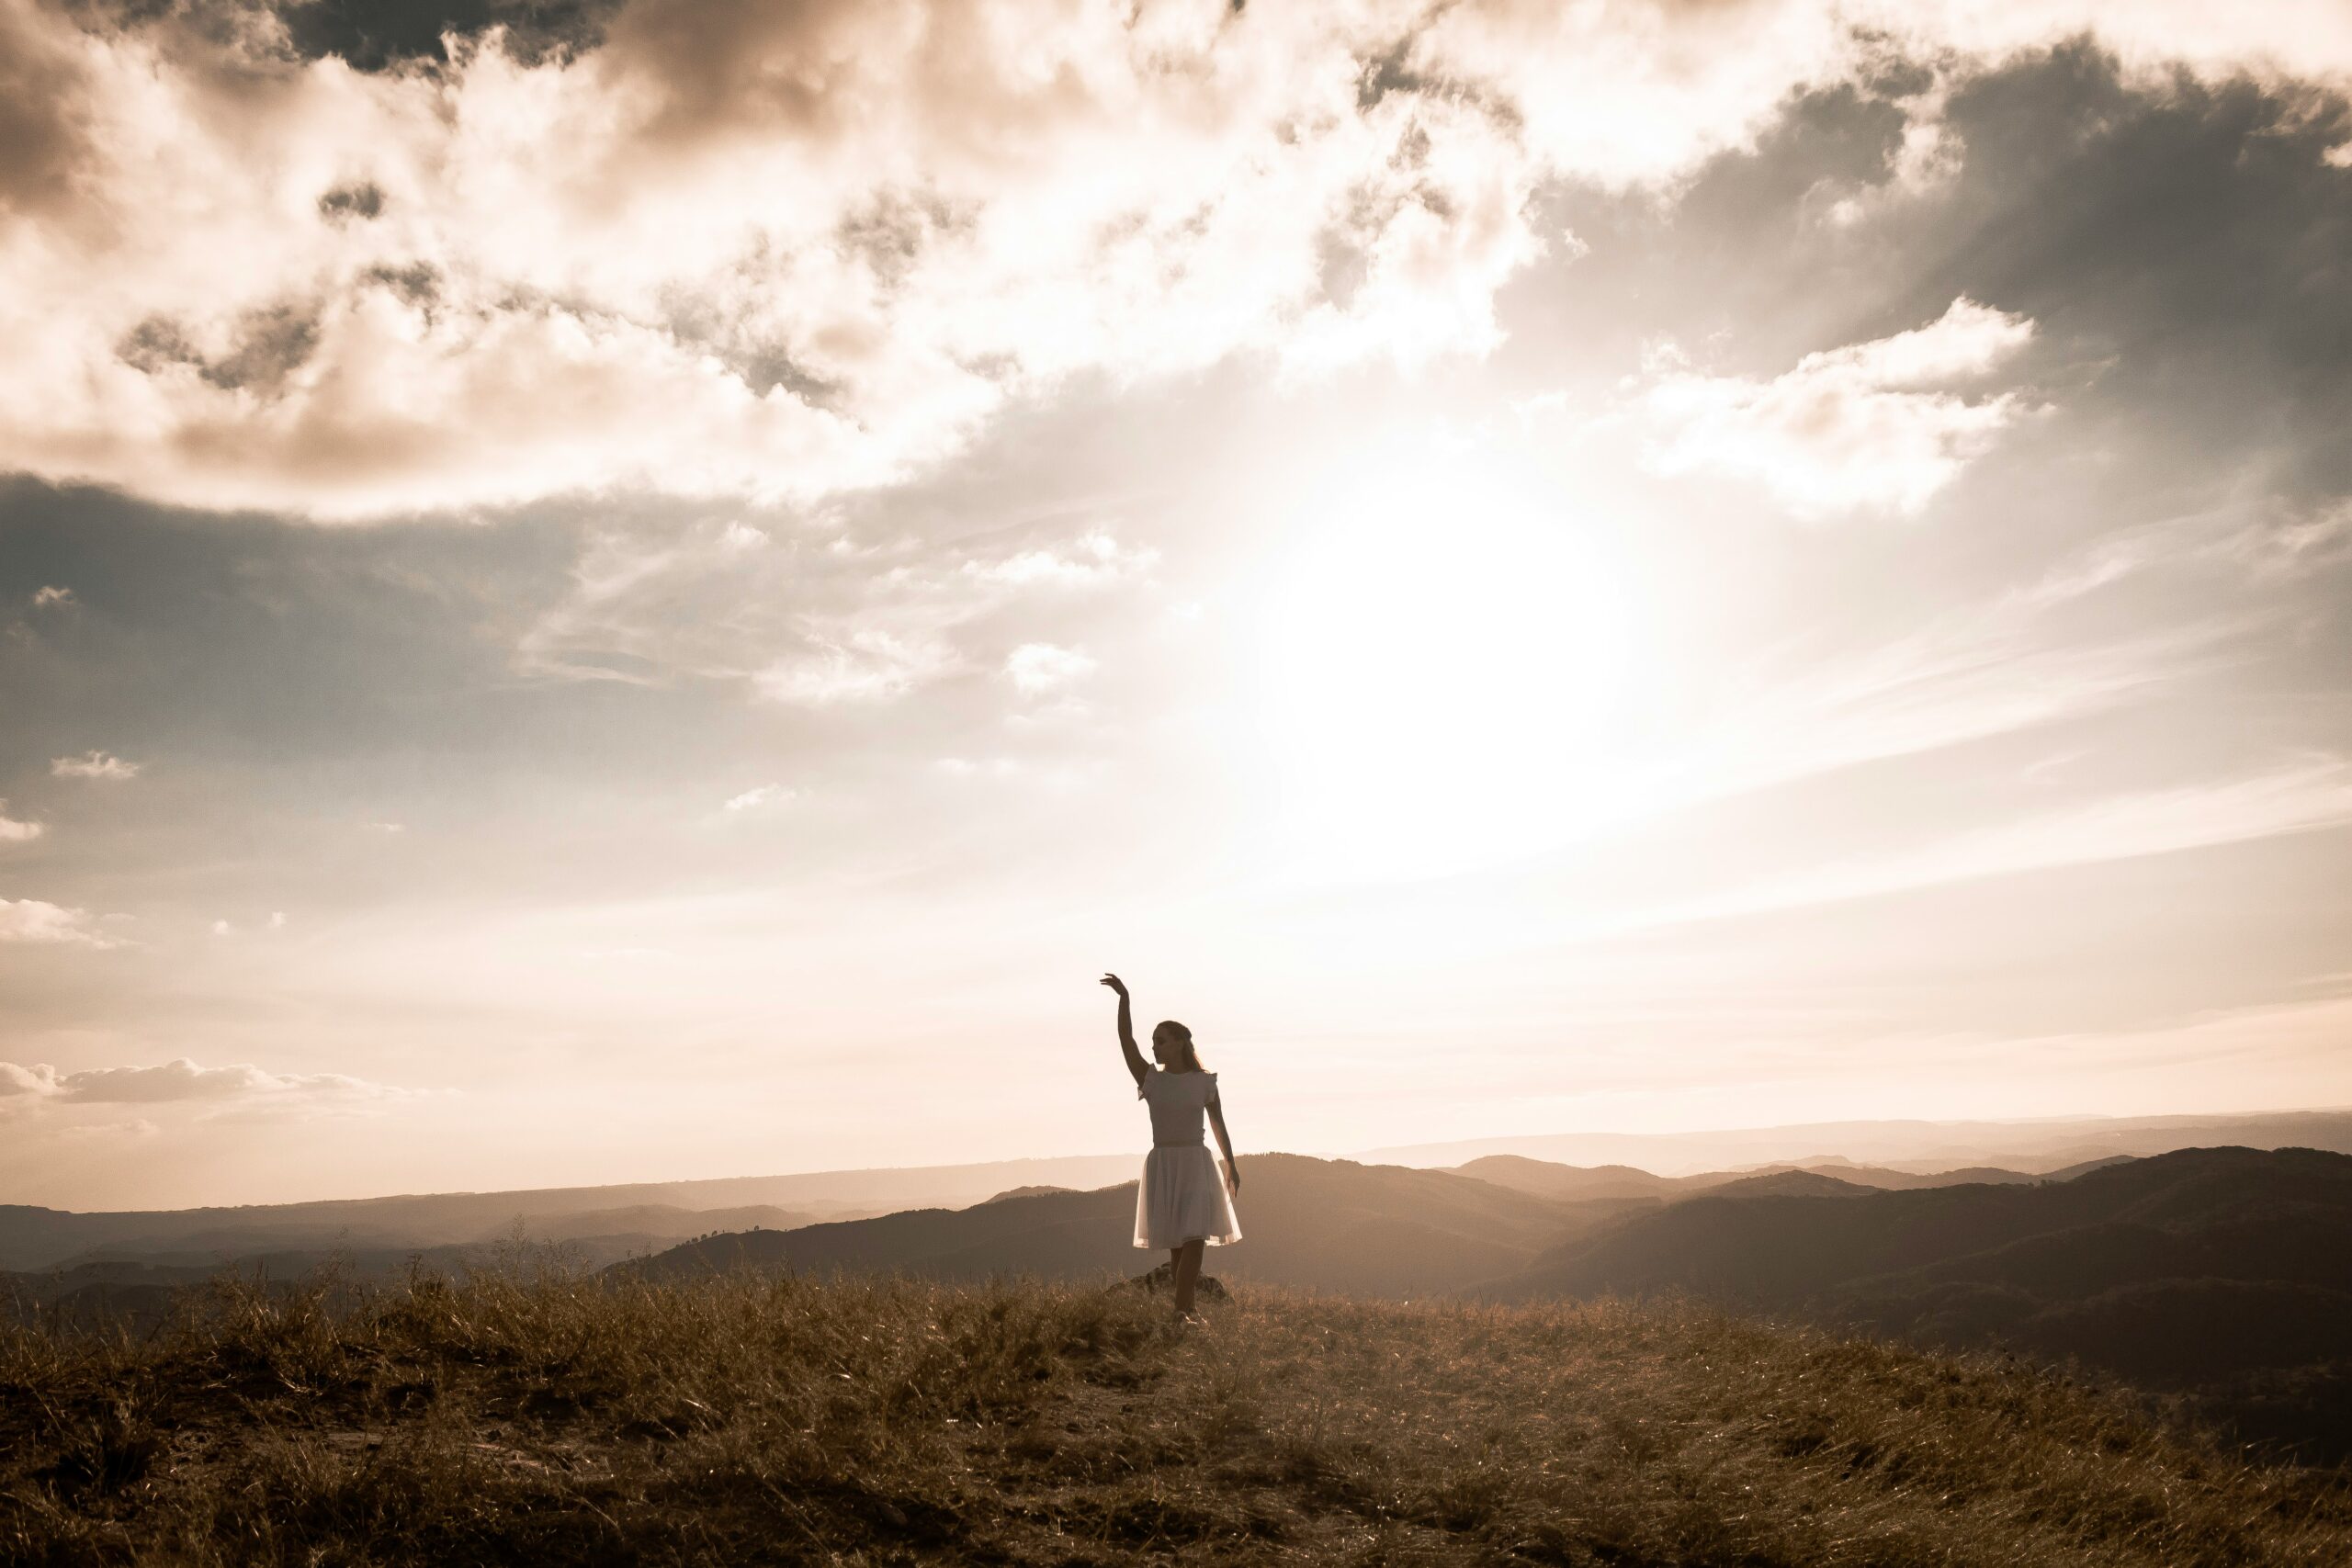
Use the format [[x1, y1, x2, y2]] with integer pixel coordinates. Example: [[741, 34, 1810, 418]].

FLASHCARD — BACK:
[[1157, 1020, 1206, 1073]]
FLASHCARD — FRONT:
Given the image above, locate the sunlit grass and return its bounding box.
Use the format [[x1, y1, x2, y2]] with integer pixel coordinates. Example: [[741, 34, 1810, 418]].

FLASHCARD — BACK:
[[4, 1262, 2346, 1564]]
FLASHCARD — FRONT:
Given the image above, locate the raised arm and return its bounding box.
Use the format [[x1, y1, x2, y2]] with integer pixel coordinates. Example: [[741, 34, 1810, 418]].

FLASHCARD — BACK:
[[1208, 1094, 1240, 1196], [1101, 972, 1148, 1089]]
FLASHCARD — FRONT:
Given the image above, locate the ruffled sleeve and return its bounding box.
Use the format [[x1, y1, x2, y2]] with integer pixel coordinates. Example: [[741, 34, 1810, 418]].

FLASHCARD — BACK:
[[1136, 1066, 1157, 1100], [1203, 1071, 1219, 1106]]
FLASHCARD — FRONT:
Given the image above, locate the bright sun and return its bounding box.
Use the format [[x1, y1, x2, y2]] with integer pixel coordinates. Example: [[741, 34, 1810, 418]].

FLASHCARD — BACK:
[[1244, 446, 1644, 885]]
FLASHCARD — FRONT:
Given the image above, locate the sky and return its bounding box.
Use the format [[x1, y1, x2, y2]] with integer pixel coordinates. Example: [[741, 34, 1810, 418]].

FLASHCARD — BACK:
[[3, 0, 2351, 1209]]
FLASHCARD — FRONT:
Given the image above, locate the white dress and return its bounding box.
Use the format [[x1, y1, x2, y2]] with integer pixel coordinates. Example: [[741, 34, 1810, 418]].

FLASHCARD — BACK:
[[1134, 1066, 1242, 1249]]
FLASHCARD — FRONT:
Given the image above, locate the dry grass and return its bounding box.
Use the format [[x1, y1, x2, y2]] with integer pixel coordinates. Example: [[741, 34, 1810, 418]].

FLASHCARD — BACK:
[[3, 1261, 2346, 1565]]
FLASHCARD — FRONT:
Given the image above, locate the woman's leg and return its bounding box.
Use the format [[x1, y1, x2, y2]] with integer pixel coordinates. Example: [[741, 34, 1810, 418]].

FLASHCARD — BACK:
[[1167, 1247, 1182, 1296], [1173, 1238, 1204, 1314]]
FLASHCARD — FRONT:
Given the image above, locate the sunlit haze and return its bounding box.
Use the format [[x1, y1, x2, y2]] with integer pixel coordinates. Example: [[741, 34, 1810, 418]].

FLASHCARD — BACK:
[[4, 0, 2350, 1208]]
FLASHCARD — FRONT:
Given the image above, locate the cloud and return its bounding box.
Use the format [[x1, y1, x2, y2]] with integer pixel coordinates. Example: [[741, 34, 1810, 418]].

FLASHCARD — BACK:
[[960, 531, 1159, 590], [1634, 298, 2039, 517], [753, 627, 954, 707], [30, 584, 73, 608], [51, 750, 140, 780], [0, 897, 117, 946], [0, 2, 2339, 521], [48, 1117, 162, 1141], [1699, 615, 2234, 809], [936, 756, 1021, 781], [933, 752, 1103, 792], [0, 0, 1550, 518], [0, 802, 42, 843], [1003, 642, 1096, 696], [1640, 758, 2352, 932], [521, 516, 1156, 703], [2016, 499, 2352, 610], [0, 1055, 405, 1104], [722, 784, 797, 813], [0, 1062, 61, 1096]]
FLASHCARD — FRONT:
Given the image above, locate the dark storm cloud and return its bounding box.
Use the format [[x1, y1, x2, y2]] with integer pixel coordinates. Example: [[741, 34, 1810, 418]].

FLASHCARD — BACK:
[[1528, 40, 2352, 518], [1911, 49, 2352, 500], [316, 180, 384, 221], [277, 0, 623, 70], [0, 0, 96, 220], [56, 0, 622, 70]]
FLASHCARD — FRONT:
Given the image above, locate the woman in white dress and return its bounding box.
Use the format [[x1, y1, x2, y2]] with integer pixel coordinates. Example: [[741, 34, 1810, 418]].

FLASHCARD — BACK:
[[1100, 972, 1240, 1322]]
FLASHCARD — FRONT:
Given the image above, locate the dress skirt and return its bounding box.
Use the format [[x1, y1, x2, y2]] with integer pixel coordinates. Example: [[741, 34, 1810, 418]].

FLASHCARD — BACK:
[[1134, 1145, 1242, 1248]]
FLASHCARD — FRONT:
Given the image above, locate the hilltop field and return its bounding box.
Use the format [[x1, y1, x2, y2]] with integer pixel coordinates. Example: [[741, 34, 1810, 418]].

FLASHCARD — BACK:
[[4, 1269, 2347, 1566]]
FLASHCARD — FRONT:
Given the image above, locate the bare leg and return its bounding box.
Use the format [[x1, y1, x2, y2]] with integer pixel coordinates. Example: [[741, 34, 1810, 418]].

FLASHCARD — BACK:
[[1173, 1238, 1204, 1315], [1166, 1247, 1181, 1298]]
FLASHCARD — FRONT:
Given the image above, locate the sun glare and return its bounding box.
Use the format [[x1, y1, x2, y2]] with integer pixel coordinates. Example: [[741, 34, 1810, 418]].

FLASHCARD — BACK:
[[1244, 447, 1643, 884]]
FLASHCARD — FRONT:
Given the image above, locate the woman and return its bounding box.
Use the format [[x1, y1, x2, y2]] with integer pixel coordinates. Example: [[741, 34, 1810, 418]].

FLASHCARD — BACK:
[[1100, 972, 1240, 1322]]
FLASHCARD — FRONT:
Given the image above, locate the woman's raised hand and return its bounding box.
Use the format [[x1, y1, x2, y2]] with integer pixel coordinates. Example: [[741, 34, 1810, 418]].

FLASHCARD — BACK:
[[1100, 972, 1128, 997]]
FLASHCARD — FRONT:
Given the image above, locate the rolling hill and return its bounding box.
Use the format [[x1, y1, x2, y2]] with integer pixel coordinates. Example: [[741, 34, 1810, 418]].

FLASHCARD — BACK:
[[1369, 1108, 2352, 1175], [0, 1152, 1153, 1273], [625, 1153, 1584, 1297], [1485, 1145, 2352, 1461]]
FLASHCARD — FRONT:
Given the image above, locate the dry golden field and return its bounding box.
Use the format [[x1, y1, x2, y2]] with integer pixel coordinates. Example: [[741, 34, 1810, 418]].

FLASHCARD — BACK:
[[5, 1264, 2347, 1565]]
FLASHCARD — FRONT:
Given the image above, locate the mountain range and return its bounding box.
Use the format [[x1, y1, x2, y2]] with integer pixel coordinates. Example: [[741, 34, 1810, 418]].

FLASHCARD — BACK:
[[1363, 1109, 2352, 1175], [611, 1144, 2352, 1461], [13, 1134, 2349, 1456]]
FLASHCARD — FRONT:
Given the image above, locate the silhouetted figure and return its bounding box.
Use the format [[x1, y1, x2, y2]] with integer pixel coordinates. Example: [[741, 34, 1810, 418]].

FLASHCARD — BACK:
[[1101, 972, 1240, 1322]]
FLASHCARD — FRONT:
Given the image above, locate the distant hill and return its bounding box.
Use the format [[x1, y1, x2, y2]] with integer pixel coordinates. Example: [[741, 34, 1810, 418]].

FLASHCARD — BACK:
[[1452, 1152, 2120, 1203], [1446, 1154, 2069, 1242], [1701, 1169, 1876, 1200], [1448, 1157, 1681, 1201], [0, 1152, 1147, 1271], [1369, 1109, 2352, 1176], [1487, 1146, 2352, 1308], [624, 1154, 1583, 1297], [1484, 1146, 2352, 1461], [981, 1185, 1075, 1204]]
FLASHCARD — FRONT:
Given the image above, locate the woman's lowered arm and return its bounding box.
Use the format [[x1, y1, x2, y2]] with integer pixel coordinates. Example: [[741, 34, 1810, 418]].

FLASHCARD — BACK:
[[1208, 1099, 1240, 1196], [1101, 972, 1148, 1089]]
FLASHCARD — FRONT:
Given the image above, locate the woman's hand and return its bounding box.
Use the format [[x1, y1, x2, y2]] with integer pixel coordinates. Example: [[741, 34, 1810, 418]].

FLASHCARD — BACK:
[[1226, 1159, 1242, 1198], [1100, 972, 1128, 997]]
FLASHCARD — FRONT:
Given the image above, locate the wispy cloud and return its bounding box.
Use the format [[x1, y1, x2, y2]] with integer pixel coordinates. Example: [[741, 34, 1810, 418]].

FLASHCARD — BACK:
[[1003, 642, 1096, 697], [522, 517, 1155, 705], [0, 1057, 405, 1104], [721, 784, 798, 814], [0, 803, 43, 844], [30, 584, 74, 608], [960, 531, 1159, 590], [1642, 758, 2352, 932], [1702, 616, 2233, 799], [0, 897, 117, 947], [51, 750, 140, 781], [753, 627, 955, 707], [2015, 498, 2352, 609], [1634, 298, 2038, 517]]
